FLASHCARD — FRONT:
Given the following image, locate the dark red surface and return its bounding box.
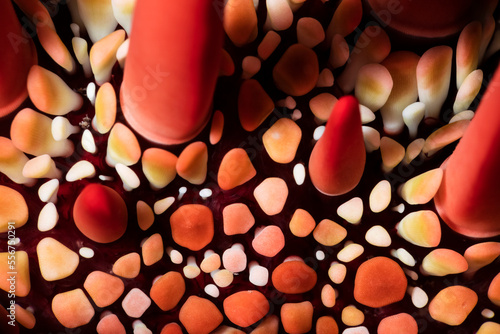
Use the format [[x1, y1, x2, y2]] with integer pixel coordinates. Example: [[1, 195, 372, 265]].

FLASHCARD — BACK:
[[0, 1, 499, 333]]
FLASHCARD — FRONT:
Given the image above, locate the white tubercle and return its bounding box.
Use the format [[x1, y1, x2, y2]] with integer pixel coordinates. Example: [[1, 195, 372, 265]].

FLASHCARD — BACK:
[[249, 261, 269, 286], [66, 160, 96, 182], [408, 286, 428, 308], [99, 175, 114, 181], [365, 225, 391, 247], [199, 188, 212, 199], [38, 179, 59, 203], [111, 0, 136, 35], [337, 197, 363, 225], [132, 320, 152, 334], [394, 248, 416, 267], [166, 247, 183, 265], [313, 125, 325, 140], [369, 180, 392, 213], [402, 102, 425, 139], [87, 82, 96, 105], [154, 196, 175, 215], [23, 154, 62, 179], [183, 256, 201, 279], [481, 309, 495, 319], [38, 202, 59, 232], [72, 37, 92, 77], [293, 163, 306, 185], [204, 284, 220, 298], [392, 203, 405, 214], [359, 104, 376, 124], [52, 116, 80, 141], [116, 163, 140, 191], [81, 129, 97, 154], [316, 250, 326, 261], [77, 0, 118, 43], [337, 243, 364, 263], [343, 326, 369, 334], [79, 247, 95, 259], [178, 187, 187, 200], [362, 126, 381, 153], [116, 39, 129, 68]]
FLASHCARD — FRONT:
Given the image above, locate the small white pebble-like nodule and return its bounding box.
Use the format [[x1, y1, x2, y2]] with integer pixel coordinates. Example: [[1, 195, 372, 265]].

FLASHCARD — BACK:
[[342, 326, 369, 334], [166, 247, 183, 265], [204, 284, 220, 298], [393, 248, 417, 267], [99, 175, 113, 181], [392, 203, 405, 213], [249, 261, 269, 287], [154, 196, 175, 215], [337, 197, 363, 224], [52, 116, 80, 141], [38, 202, 59, 232], [291, 109, 302, 120], [116, 163, 140, 191], [313, 125, 325, 140], [38, 179, 59, 203], [79, 247, 95, 259], [337, 243, 364, 263], [178, 186, 187, 200], [293, 163, 306, 185], [316, 250, 326, 261], [409, 286, 428, 308], [365, 225, 391, 247], [66, 160, 96, 182], [359, 104, 376, 124], [199, 188, 212, 199], [81, 129, 97, 154], [87, 82, 96, 105], [369, 180, 392, 213], [481, 309, 495, 319]]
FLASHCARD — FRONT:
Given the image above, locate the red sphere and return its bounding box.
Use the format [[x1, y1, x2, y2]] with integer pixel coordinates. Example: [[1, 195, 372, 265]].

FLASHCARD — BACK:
[[367, 0, 496, 39], [73, 184, 128, 243]]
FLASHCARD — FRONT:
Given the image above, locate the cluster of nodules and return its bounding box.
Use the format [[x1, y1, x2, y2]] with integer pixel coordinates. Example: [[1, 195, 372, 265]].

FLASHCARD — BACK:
[[1, 0, 500, 333]]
